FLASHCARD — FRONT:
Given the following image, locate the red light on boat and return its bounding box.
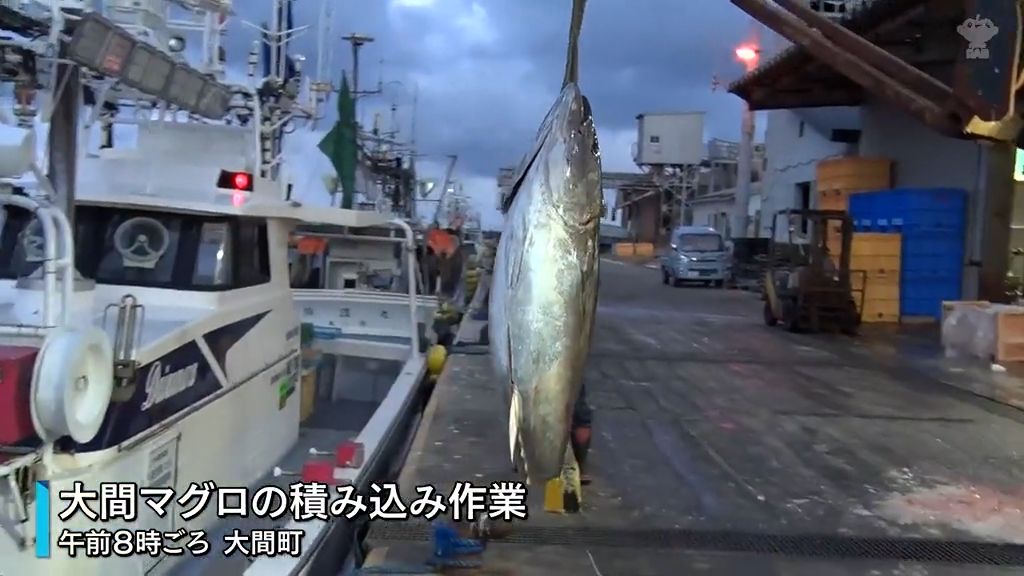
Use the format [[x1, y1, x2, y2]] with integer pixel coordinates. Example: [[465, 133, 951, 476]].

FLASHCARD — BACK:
[[233, 172, 250, 190]]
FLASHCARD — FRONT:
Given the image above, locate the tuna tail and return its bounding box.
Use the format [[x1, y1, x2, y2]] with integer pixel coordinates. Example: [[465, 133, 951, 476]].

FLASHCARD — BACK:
[[562, 0, 588, 88]]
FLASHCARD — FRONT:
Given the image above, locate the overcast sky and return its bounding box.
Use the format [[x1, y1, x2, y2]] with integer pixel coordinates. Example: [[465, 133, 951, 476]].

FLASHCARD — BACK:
[[223, 0, 763, 229]]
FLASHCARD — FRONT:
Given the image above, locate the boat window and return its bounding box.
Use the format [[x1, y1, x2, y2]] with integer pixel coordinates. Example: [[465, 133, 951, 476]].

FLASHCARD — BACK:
[[91, 212, 183, 286], [193, 221, 233, 287], [0, 204, 40, 279], [236, 219, 271, 287], [676, 233, 723, 252], [73, 206, 271, 291]]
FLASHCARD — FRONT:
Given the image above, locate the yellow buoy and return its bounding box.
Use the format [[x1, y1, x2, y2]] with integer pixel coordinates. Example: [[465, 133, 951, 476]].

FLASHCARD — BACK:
[[427, 344, 448, 378]]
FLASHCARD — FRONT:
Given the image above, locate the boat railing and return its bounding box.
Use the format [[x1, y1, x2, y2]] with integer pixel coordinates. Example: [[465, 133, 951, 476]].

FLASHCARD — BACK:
[[248, 219, 433, 576], [290, 218, 428, 357], [0, 192, 74, 335]]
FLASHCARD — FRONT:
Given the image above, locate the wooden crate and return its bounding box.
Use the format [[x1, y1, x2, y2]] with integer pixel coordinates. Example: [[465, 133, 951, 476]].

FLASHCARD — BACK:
[[862, 298, 899, 323], [851, 233, 901, 257], [816, 157, 893, 192], [941, 301, 1024, 363], [997, 308, 1024, 362], [818, 189, 850, 212], [613, 243, 636, 256], [634, 243, 655, 257], [851, 255, 901, 275]]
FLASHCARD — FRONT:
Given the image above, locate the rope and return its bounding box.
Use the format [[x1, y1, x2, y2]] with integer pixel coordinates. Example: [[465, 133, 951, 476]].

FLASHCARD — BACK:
[[561, 0, 588, 88]]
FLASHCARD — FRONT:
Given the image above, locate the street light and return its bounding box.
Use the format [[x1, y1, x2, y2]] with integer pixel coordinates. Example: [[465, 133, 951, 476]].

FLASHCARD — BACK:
[[731, 42, 760, 239], [735, 45, 760, 68]]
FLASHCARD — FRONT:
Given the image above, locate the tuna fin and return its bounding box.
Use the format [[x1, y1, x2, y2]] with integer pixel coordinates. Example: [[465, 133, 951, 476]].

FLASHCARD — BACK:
[[509, 384, 521, 466], [506, 323, 519, 467]]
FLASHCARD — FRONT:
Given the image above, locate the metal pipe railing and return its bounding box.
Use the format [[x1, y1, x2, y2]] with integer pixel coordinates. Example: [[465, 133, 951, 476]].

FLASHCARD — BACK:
[[388, 218, 420, 356], [0, 194, 65, 331]]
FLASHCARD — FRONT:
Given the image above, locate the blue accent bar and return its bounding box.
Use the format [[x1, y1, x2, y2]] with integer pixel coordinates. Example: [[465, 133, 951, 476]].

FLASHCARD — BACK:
[[35, 480, 50, 558]]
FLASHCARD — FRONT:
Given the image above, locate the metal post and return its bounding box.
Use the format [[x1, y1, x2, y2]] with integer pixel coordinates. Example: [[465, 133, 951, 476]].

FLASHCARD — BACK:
[[343, 33, 375, 118], [352, 41, 359, 105], [48, 61, 79, 229], [732, 102, 754, 238]]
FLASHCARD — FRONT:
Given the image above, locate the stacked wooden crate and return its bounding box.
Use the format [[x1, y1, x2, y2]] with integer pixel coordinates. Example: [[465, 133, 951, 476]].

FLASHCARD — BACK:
[[815, 157, 893, 258], [850, 233, 901, 323]]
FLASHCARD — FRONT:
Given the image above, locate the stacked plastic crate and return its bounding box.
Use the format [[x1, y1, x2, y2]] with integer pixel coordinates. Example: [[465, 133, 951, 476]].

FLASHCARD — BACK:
[[850, 233, 902, 322], [848, 188, 967, 321], [814, 157, 893, 258]]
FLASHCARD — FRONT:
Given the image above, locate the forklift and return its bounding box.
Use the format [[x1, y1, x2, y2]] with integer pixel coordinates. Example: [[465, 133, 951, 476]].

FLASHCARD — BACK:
[[762, 209, 863, 335]]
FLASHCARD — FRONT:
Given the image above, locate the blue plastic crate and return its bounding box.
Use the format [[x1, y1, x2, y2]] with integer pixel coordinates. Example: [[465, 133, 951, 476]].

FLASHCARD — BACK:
[[901, 297, 953, 318], [900, 274, 962, 318], [848, 188, 966, 234], [901, 235, 965, 274], [848, 188, 968, 318]]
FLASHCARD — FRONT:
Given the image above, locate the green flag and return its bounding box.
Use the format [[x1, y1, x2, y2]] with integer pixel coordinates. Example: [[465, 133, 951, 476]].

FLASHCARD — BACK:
[[318, 74, 357, 209]]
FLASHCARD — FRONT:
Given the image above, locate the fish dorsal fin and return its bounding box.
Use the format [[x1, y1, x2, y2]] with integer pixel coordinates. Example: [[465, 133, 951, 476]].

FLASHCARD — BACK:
[[562, 0, 588, 88]]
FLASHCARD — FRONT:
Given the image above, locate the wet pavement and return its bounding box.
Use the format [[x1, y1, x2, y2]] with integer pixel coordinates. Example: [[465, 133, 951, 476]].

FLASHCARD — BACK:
[[362, 258, 1024, 575]]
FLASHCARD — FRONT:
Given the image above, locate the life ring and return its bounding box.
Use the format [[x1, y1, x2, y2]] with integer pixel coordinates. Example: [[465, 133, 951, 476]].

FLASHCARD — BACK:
[[31, 327, 115, 443]]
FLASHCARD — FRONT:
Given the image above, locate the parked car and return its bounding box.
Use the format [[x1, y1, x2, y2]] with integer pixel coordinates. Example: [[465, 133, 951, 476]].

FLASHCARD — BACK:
[[660, 226, 731, 287]]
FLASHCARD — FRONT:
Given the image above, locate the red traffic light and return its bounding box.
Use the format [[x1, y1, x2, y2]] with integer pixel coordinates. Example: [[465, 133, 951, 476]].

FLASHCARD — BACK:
[[217, 170, 253, 192]]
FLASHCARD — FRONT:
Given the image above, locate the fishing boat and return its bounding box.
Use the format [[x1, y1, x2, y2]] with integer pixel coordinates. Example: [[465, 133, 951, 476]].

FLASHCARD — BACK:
[[0, 1, 436, 575]]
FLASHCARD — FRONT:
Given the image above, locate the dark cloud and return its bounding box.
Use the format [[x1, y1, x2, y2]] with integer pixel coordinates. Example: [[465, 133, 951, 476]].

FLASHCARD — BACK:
[[221, 0, 758, 226]]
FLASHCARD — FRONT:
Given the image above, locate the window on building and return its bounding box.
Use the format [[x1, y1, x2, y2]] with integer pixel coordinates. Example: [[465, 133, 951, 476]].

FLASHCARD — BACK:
[[798, 121, 805, 138], [795, 182, 812, 234], [649, 135, 660, 143]]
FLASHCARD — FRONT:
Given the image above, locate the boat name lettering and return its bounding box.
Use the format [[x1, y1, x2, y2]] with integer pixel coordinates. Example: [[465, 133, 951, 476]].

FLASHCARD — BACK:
[[142, 361, 199, 411]]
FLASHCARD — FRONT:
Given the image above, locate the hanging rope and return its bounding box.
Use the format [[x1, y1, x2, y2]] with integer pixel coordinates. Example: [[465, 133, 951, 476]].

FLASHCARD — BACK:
[[561, 0, 588, 88]]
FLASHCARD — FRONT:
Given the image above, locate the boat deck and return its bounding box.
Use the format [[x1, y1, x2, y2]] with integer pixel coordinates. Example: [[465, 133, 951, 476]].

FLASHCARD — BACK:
[[361, 260, 1024, 575]]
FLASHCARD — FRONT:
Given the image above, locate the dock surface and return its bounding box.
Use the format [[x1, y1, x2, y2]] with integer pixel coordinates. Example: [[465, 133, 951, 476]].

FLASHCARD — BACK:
[[362, 260, 1024, 575]]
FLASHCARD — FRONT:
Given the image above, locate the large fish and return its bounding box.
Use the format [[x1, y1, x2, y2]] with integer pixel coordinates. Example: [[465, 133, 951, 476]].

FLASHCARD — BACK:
[[488, 0, 602, 484]]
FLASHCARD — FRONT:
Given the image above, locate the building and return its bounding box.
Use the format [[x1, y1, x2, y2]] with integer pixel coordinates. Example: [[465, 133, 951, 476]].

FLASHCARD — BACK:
[[689, 140, 767, 238], [729, 0, 1019, 301]]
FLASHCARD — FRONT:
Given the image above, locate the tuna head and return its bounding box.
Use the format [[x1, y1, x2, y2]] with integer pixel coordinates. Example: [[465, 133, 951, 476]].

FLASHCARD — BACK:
[[489, 82, 602, 484]]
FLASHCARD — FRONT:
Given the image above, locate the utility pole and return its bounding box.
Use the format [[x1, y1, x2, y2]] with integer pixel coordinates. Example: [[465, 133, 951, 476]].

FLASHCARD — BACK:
[[732, 43, 759, 239], [342, 33, 374, 116]]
